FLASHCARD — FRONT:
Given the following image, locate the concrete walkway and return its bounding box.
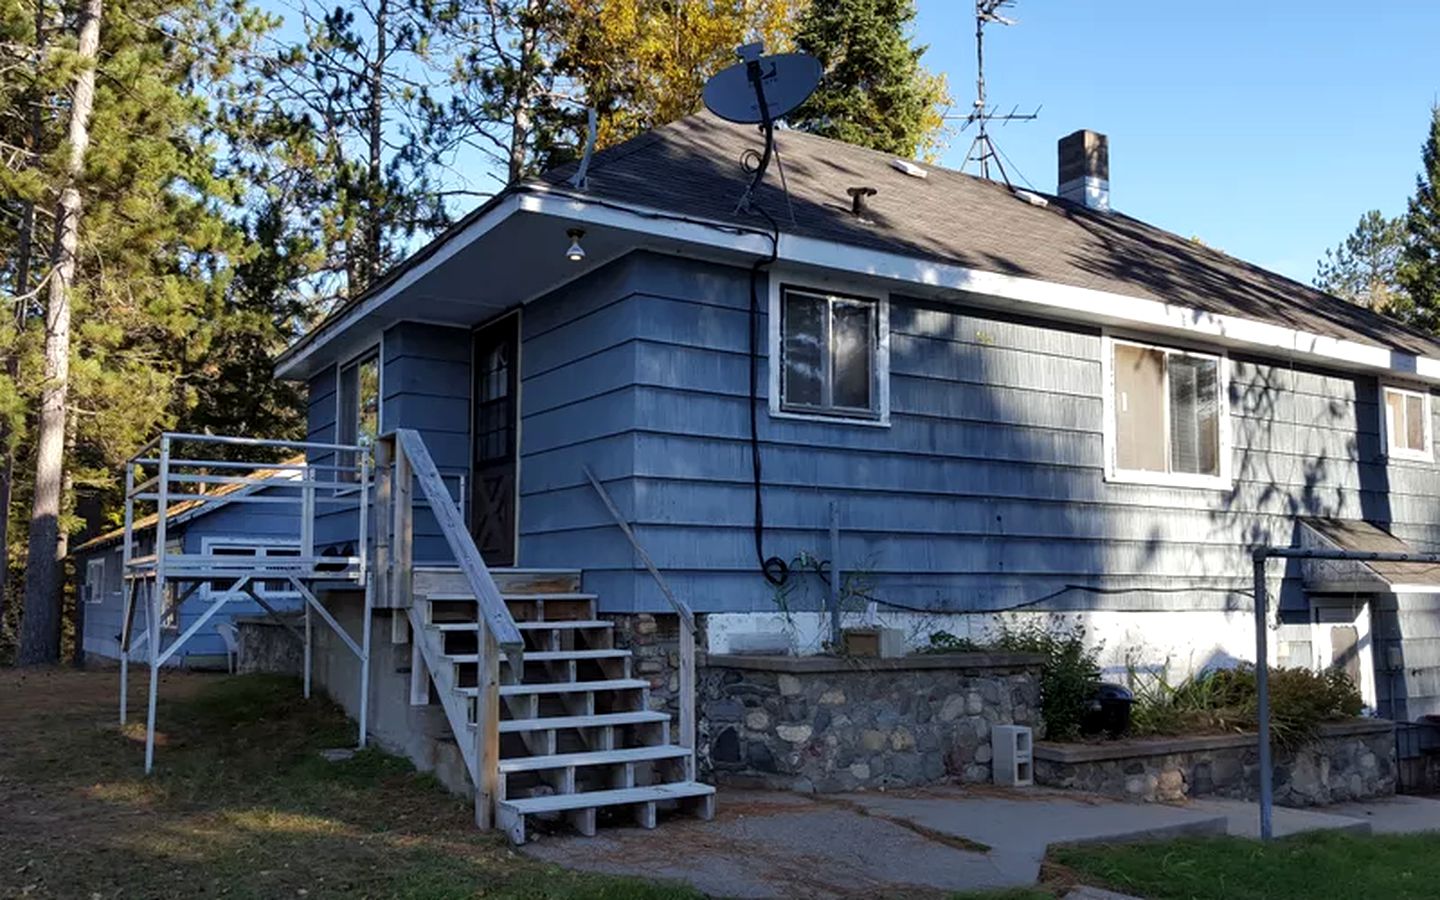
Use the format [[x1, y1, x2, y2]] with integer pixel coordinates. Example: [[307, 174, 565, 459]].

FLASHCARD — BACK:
[[523, 787, 1440, 898]]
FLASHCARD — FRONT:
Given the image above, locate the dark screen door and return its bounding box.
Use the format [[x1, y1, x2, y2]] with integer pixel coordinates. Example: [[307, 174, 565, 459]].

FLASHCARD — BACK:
[[471, 313, 519, 567]]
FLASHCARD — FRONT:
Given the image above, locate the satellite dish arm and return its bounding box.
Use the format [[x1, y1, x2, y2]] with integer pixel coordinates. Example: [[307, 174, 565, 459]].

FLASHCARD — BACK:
[[738, 58, 776, 212]]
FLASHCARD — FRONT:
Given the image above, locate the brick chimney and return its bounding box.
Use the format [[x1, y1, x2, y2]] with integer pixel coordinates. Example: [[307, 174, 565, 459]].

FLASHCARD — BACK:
[[1058, 129, 1110, 211]]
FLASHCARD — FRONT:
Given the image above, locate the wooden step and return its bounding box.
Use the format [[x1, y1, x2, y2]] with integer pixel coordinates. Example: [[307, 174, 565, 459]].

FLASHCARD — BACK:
[[498, 745, 689, 773], [500, 781, 714, 816], [415, 567, 581, 596], [495, 711, 670, 734], [446, 649, 629, 664], [426, 592, 598, 603], [516, 620, 610, 631], [481, 678, 647, 697]]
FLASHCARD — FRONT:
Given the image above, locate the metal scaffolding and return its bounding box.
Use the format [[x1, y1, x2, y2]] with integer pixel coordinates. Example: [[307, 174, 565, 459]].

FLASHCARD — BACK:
[[117, 432, 374, 773]]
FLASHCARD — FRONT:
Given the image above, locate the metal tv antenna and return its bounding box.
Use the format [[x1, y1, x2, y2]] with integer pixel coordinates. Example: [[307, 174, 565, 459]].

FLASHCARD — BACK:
[[703, 42, 821, 217], [959, 0, 1040, 184]]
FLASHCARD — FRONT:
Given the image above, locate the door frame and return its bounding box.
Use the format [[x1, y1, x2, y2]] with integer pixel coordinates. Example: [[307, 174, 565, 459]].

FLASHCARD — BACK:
[[468, 308, 522, 567], [1309, 596, 1377, 712]]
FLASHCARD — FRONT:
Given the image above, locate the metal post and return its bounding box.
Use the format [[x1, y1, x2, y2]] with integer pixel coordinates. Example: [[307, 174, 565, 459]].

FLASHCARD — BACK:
[[145, 435, 171, 774], [304, 597, 313, 699], [120, 462, 135, 725], [828, 502, 842, 648], [1253, 552, 1273, 841], [357, 450, 372, 749]]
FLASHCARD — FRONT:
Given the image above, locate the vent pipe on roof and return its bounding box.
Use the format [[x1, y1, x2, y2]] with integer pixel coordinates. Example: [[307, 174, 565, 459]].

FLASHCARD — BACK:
[[1058, 129, 1110, 211]]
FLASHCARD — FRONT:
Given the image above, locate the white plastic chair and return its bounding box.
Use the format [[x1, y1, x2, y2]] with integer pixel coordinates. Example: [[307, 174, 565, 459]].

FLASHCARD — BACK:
[[215, 622, 239, 674]]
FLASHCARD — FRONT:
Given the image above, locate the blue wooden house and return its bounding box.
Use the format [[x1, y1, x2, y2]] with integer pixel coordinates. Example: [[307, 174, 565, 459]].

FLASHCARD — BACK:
[[272, 114, 1440, 724], [76, 457, 305, 667]]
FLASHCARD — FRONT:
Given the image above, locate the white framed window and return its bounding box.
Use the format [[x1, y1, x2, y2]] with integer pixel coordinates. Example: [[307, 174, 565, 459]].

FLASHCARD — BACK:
[[201, 538, 304, 601], [1102, 335, 1231, 489], [336, 347, 380, 482], [1380, 384, 1433, 462], [83, 557, 105, 605], [769, 280, 890, 426]]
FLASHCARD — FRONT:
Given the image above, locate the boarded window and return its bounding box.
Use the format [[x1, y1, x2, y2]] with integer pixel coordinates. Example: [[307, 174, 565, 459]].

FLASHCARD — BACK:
[[1383, 386, 1431, 459], [780, 288, 879, 418], [84, 557, 105, 604], [1111, 341, 1223, 480]]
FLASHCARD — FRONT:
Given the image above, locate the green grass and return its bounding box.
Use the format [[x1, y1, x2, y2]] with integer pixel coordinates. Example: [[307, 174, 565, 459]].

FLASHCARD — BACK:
[[0, 669, 703, 900], [1051, 831, 1440, 900]]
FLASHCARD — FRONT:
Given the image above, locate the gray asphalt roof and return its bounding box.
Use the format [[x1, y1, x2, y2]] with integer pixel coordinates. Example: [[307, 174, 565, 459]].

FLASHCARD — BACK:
[[540, 112, 1440, 358]]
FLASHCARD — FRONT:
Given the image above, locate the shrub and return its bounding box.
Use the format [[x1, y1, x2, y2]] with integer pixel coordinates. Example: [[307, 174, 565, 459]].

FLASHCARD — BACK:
[[994, 623, 1102, 742], [1128, 663, 1363, 748], [928, 620, 1102, 741]]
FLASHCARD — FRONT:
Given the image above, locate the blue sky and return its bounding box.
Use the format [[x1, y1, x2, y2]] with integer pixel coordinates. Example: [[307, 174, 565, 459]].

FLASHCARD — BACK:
[[912, 1, 1440, 282]]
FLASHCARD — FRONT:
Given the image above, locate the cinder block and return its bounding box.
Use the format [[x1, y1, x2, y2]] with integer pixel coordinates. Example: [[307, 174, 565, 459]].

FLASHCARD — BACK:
[[992, 724, 1033, 787]]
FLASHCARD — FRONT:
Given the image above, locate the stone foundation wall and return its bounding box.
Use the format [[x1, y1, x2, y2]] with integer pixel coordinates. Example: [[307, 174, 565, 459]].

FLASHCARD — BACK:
[[1034, 720, 1397, 806], [607, 613, 685, 724], [699, 653, 1043, 792]]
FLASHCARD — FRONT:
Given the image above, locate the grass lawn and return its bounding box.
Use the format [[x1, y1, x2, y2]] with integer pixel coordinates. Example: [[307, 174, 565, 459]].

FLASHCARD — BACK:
[[1047, 831, 1440, 900], [0, 667, 701, 899]]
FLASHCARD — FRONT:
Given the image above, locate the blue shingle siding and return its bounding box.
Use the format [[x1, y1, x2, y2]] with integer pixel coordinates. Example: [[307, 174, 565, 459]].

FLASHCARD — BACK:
[[298, 251, 1440, 623], [381, 321, 472, 562], [513, 251, 1440, 616]]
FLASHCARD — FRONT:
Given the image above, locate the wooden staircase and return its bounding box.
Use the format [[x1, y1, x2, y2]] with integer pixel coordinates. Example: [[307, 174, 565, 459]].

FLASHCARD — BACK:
[[410, 565, 715, 844]]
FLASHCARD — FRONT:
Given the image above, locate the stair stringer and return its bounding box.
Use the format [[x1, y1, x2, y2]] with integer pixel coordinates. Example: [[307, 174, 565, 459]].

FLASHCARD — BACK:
[[407, 602, 479, 784]]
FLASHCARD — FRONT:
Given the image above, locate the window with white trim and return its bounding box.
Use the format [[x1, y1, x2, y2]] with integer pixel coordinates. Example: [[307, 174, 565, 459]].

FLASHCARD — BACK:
[[777, 286, 884, 421], [1105, 337, 1229, 486], [83, 557, 105, 604], [1381, 385, 1432, 461]]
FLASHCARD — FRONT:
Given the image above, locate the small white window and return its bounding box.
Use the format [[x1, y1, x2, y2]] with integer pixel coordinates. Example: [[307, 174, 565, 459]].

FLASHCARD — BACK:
[[84, 557, 105, 604], [1381, 385, 1432, 462], [772, 285, 889, 424], [1104, 336, 1230, 488]]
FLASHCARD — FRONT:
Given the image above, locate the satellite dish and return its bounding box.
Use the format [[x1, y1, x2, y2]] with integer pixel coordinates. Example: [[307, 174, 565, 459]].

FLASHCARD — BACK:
[[703, 50, 821, 124]]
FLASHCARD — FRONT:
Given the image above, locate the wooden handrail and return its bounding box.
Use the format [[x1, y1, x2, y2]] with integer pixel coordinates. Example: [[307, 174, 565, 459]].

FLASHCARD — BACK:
[[582, 465, 696, 750], [392, 429, 523, 651]]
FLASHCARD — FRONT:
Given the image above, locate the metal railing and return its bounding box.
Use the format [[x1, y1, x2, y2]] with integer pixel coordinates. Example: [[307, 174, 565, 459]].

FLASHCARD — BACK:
[[583, 466, 696, 751], [119, 432, 374, 773]]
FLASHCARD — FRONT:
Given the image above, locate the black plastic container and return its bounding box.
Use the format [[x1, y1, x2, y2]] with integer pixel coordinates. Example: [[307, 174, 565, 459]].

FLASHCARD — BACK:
[[1081, 683, 1134, 737]]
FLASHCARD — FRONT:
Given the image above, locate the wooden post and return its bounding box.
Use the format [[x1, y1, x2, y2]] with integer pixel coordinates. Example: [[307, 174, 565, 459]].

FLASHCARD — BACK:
[[373, 437, 393, 610], [392, 443, 413, 608], [828, 501, 842, 648], [679, 620, 696, 750], [474, 626, 500, 829]]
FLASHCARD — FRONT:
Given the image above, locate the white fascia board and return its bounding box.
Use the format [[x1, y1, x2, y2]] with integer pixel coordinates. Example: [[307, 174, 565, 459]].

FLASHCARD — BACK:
[[275, 194, 524, 379], [522, 190, 1440, 385], [282, 187, 1440, 386]]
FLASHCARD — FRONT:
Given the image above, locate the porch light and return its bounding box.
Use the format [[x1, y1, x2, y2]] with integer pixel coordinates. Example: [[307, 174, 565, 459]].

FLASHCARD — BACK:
[[565, 228, 586, 262]]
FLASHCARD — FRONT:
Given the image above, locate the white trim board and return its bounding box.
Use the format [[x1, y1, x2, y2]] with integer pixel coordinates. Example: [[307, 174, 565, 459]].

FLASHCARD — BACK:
[[276, 186, 1440, 388]]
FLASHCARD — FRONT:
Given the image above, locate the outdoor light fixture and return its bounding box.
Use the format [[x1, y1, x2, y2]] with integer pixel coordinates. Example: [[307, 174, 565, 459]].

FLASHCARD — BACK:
[[565, 228, 586, 262]]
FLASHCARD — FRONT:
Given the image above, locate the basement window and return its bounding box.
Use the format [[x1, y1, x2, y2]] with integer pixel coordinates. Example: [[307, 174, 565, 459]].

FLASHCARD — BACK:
[[84, 557, 105, 605], [1381, 385, 1432, 462], [773, 285, 889, 424], [1104, 337, 1230, 488]]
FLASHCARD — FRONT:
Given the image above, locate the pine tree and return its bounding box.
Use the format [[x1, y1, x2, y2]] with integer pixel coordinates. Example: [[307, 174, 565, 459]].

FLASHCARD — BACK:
[[786, 0, 948, 159], [554, 0, 796, 153], [1400, 105, 1440, 334], [19, 0, 101, 665], [1315, 210, 1409, 319]]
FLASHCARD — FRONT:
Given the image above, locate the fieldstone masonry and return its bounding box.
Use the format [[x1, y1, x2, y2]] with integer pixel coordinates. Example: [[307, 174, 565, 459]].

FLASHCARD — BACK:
[[607, 613, 684, 720], [697, 653, 1044, 792], [1034, 719, 1396, 806]]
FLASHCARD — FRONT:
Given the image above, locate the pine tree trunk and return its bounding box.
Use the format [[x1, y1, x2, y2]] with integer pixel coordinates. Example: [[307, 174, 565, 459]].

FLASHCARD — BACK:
[[18, 0, 101, 666], [505, 0, 541, 184]]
